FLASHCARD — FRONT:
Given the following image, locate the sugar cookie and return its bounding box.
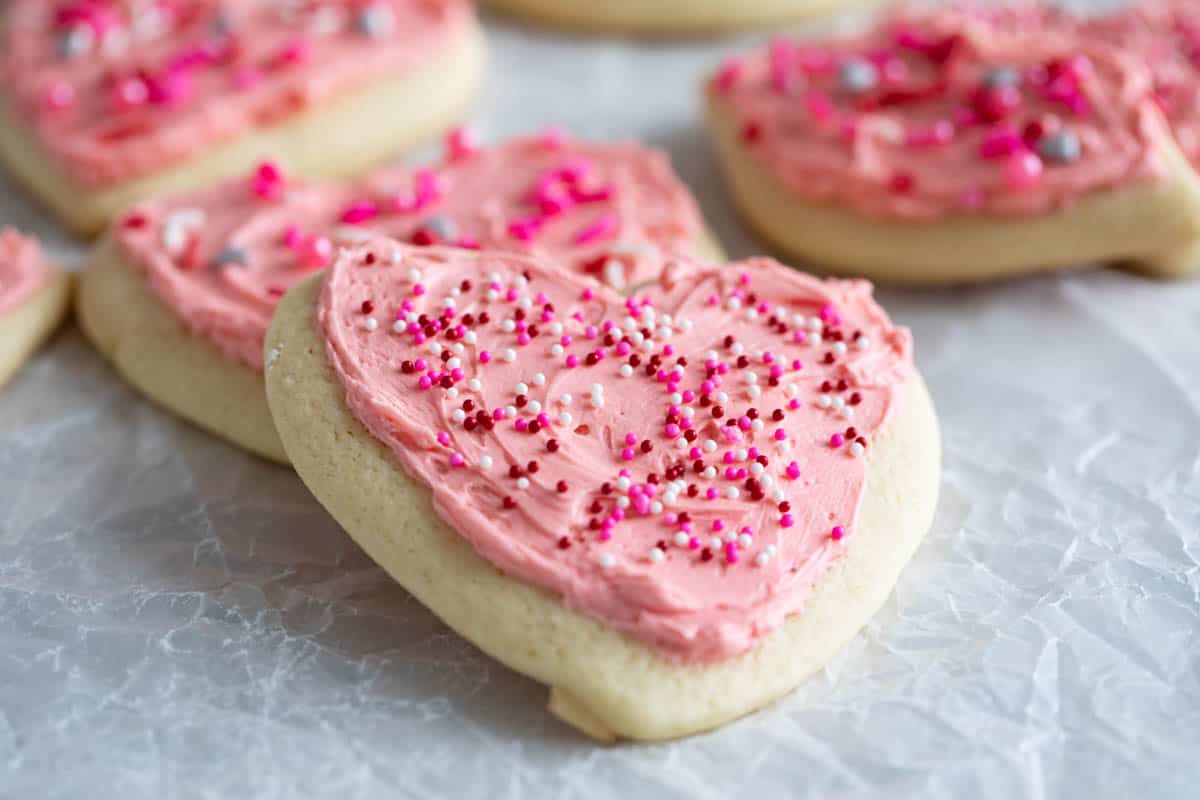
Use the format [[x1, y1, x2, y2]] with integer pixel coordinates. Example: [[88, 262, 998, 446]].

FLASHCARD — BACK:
[[483, 0, 860, 36], [705, 6, 1200, 283], [0, 229, 71, 388], [0, 1, 484, 236], [78, 134, 722, 461], [264, 241, 940, 740]]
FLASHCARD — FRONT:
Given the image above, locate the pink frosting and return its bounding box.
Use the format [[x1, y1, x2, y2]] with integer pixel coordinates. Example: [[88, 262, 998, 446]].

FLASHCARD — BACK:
[[2, 0, 472, 186], [1075, 1, 1200, 168], [318, 241, 913, 663], [709, 7, 1170, 220], [116, 134, 706, 370], [0, 228, 53, 315]]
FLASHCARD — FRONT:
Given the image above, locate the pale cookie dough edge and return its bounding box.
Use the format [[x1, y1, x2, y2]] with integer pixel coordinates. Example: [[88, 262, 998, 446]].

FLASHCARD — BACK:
[[265, 270, 942, 742], [481, 0, 870, 37], [0, 269, 72, 389], [706, 92, 1200, 283], [76, 236, 288, 463]]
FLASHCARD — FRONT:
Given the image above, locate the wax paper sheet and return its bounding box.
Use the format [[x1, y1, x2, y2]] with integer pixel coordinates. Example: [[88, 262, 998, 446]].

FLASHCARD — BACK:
[[2, 4, 1198, 799]]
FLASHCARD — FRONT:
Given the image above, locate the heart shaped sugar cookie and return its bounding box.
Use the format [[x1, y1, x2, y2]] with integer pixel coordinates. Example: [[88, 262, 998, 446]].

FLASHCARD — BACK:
[[0, 0, 483, 235], [265, 241, 940, 740], [0, 228, 72, 388], [78, 134, 719, 461]]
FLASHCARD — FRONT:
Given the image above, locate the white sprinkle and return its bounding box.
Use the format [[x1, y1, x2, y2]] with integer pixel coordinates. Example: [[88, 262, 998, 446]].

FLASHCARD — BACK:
[[486, 290, 499, 302], [591, 383, 604, 396], [558, 412, 573, 426], [664, 491, 678, 504], [726, 297, 742, 310], [502, 320, 516, 333], [505, 405, 517, 418], [739, 534, 753, 548], [725, 531, 738, 543], [479, 455, 493, 469], [616, 496, 630, 509], [681, 407, 695, 419], [705, 351, 719, 361], [752, 420, 764, 432], [549, 322, 564, 335], [766, 544, 777, 555], [750, 462, 765, 476], [703, 466, 717, 479], [761, 474, 774, 488], [808, 317, 822, 330], [833, 342, 848, 356], [669, 392, 683, 404], [599, 553, 616, 569], [550, 344, 565, 357], [623, 317, 637, 331], [464, 331, 477, 344], [452, 343, 465, 355], [616, 477, 631, 491], [785, 384, 800, 398], [674, 532, 690, 547], [517, 477, 530, 490], [515, 382, 529, 395], [709, 537, 723, 549], [849, 441, 865, 457], [532, 372, 546, 386], [407, 268, 422, 281], [640, 339, 655, 352], [649, 547, 665, 563], [748, 386, 762, 399], [772, 489, 786, 502], [360, 318, 378, 331], [451, 409, 466, 423], [501, 349, 516, 363], [389, 248, 402, 265], [528, 401, 542, 414], [730, 342, 744, 356], [447, 358, 461, 369], [447, 388, 459, 401], [755, 553, 769, 567], [559, 394, 573, 406], [716, 391, 729, 403], [746, 372, 758, 385], [619, 364, 634, 378], [819, 395, 832, 407], [429, 342, 443, 355], [675, 438, 687, 450], [650, 501, 663, 514], [726, 487, 740, 500], [391, 320, 406, 333], [468, 379, 482, 391], [855, 336, 871, 350], [833, 396, 845, 409], [590, 396, 605, 408], [703, 440, 717, 453]]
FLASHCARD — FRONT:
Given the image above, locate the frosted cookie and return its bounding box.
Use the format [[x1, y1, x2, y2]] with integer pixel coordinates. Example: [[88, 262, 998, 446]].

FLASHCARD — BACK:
[[0, 229, 72, 388], [705, 8, 1200, 283], [0, 1, 484, 236], [482, 0, 859, 36], [265, 241, 940, 740], [78, 133, 721, 462]]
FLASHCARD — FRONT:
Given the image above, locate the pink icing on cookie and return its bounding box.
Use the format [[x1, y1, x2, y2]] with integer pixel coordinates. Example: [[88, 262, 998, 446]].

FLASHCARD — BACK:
[[116, 133, 706, 370], [1075, 1, 1200, 167], [709, 7, 1170, 220], [2, 0, 472, 186], [0, 228, 53, 315], [318, 241, 913, 662]]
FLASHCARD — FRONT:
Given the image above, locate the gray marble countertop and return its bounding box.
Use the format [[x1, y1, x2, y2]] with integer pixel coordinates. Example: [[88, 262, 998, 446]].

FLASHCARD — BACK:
[[2, 6, 1198, 799]]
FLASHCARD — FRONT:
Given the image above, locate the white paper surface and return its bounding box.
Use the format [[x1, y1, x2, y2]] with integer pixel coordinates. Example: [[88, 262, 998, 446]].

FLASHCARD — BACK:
[[2, 6, 1199, 799]]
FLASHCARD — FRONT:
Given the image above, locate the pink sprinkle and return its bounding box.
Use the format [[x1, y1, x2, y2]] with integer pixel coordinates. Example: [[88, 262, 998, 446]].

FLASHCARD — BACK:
[[282, 225, 303, 248], [780, 514, 795, 528], [537, 413, 551, 426], [689, 537, 701, 550], [786, 462, 801, 479], [581, 288, 595, 301], [414, 359, 427, 371], [412, 284, 426, 297], [724, 542, 739, 564], [340, 200, 378, 225], [1005, 152, 1044, 188], [624, 433, 637, 446], [831, 526, 846, 541], [418, 376, 432, 390], [738, 416, 752, 431], [479, 351, 491, 364], [449, 453, 465, 467], [830, 433, 846, 447], [774, 429, 787, 441], [566, 354, 580, 368], [805, 92, 834, 122], [515, 419, 528, 431], [712, 519, 725, 532], [665, 424, 680, 438], [574, 213, 618, 245], [437, 431, 451, 446], [705, 488, 718, 500], [301, 236, 333, 268], [275, 39, 308, 65], [979, 126, 1025, 159], [621, 448, 635, 461], [517, 333, 531, 346], [713, 57, 744, 92], [446, 126, 479, 160], [493, 408, 505, 420]]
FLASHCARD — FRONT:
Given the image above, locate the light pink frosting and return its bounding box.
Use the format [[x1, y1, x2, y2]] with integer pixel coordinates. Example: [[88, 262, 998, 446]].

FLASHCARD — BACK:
[[116, 134, 706, 370], [319, 241, 913, 663], [3, 0, 472, 186], [709, 7, 1170, 220], [0, 228, 53, 315], [1075, 1, 1200, 168]]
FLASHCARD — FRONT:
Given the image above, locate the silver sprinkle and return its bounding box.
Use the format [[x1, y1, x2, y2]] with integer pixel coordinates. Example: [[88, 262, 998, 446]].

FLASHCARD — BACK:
[[1038, 131, 1081, 164], [838, 58, 879, 94]]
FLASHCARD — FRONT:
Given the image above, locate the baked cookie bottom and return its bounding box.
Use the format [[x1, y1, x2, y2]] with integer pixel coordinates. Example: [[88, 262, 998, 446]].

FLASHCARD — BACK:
[[76, 231, 725, 465], [0, 269, 72, 389], [0, 20, 486, 238], [482, 0, 865, 36], [706, 94, 1200, 284], [263, 271, 941, 742]]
